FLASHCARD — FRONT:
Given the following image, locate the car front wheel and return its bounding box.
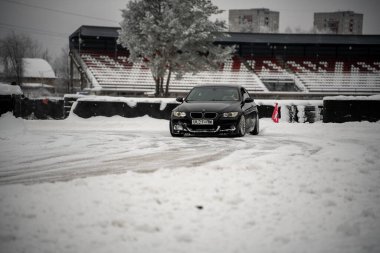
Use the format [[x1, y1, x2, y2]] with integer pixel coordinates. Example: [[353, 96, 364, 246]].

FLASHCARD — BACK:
[[236, 115, 246, 137], [250, 113, 259, 135]]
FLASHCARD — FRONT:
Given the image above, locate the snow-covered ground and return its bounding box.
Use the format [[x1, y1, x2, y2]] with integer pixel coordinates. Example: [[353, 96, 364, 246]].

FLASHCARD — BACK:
[[0, 113, 379, 253]]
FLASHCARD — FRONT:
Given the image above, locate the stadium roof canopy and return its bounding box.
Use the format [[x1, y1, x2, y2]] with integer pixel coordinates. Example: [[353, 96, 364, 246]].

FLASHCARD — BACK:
[[70, 25, 380, 45], [219, 33, 380, 45], [70, 26, 121, 39]]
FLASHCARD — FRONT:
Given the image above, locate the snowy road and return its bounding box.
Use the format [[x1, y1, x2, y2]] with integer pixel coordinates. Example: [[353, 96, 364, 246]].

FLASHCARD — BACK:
[[0, 113, 380, 253], [1, 129, 252, 184], [0, 114, 324, 185]]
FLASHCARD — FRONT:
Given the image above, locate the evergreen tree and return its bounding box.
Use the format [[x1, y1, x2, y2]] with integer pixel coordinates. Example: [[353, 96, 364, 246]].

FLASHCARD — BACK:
[[118, 0, 234, 97]]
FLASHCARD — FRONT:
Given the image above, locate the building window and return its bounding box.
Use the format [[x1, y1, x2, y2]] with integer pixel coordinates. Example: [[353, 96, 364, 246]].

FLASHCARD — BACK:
[[243, 15, 253, 23]]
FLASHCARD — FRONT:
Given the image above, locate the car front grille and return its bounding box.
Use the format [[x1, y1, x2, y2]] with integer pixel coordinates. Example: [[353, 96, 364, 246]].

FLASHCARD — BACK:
[[190, 112, 203, 118], [190, 112, 217, 119], [204, 112, 217, 119]]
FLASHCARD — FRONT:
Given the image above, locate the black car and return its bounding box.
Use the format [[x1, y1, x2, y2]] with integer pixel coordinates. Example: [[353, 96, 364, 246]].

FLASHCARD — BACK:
[[170, 85, 259, 137]]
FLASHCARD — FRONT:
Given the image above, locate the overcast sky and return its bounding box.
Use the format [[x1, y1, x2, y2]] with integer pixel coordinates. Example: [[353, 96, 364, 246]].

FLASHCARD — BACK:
[[1, 0, 380, 59]]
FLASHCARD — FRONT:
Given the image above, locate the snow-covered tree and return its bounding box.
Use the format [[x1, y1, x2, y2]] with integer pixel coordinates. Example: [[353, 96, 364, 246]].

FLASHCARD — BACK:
[[118, 0, 234, 96]]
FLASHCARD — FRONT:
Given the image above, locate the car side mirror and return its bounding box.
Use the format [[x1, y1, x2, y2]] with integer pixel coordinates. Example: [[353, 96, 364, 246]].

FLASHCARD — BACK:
[[176, 97, 184, 103], [244, 97, 254, 103]]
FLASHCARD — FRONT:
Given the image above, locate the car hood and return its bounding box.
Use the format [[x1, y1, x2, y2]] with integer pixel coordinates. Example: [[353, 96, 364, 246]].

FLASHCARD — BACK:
[[176, 101, 241, 112]]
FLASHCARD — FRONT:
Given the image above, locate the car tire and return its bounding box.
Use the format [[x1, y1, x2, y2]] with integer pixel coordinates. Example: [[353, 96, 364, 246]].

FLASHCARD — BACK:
[[250, 113, 259, 135], [170, 121, 184, 137], [236, 115, 246, 137]]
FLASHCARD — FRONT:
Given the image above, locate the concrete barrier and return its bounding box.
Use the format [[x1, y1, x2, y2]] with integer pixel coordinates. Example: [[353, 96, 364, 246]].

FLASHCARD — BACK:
[[13, 97, 64, 119], [323, 98, 380, 123], [0, 95, 14, 116], [1, 95, 334, 123], [72, 100, 280, 120], [73, 100, 179, 120]]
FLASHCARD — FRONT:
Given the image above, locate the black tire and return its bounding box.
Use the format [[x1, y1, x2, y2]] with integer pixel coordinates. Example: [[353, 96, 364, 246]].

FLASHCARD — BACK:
[[250, 113, 259, 135], [236, 115, 246, 137], [170, 121, 184, 137]]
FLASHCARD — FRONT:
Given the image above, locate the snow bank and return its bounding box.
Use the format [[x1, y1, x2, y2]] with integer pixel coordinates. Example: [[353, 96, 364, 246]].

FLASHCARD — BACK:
[[0, 83, 23, 95], [77, 96, 178, 110], [324, 94, 380, 101], [256, 99, 323, 107], [63, 94, 88, 99], [66, 113, 169, 131], [21, 83, 54, 88], [0, 110, 169, 133]]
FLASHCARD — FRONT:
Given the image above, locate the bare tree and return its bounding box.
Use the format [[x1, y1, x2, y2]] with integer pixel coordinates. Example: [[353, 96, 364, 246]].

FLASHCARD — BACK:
[[52, 46, 70, 94], [41, 48, 52, 63], [0, 33, 27, 85], [0, 32, 52, 85], [285, 26, 293, 33]]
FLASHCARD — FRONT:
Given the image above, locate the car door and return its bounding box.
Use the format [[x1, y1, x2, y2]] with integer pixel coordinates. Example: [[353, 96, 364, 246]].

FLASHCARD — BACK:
[[241, 88, 256, 130]]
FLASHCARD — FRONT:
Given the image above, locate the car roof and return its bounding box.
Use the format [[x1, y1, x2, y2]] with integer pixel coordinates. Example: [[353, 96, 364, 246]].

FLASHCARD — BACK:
[[193, 84, 243, 89]]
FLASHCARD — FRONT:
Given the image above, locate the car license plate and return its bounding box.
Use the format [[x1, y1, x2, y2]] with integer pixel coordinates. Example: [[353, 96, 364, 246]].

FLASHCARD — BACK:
[[192, 119, 213, 125]]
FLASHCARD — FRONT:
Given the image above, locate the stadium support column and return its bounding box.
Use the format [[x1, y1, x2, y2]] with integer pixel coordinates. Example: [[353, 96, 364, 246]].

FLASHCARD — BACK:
[[70, 53, 74, 93], [80, 72, 84, 91]]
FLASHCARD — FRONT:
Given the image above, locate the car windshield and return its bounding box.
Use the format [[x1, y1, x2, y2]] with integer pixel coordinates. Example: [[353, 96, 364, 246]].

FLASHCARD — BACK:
[[186, 87, 240, 102]]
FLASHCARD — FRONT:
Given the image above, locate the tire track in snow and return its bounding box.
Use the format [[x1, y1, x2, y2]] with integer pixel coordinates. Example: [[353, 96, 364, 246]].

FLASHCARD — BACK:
[[0, 130, 322, 185]]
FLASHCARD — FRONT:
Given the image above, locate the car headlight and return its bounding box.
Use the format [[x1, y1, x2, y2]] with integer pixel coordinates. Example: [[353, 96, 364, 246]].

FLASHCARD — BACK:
[[222, 112, 239, 118], [173, 111, 186, 117]]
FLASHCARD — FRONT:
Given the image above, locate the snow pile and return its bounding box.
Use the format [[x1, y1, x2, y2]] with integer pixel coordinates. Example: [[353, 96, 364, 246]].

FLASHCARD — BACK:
[[0, 112, 26, 138], [0, 114, 379, 253], [0, 83, 23, 95], [23, 58, 55, 78]]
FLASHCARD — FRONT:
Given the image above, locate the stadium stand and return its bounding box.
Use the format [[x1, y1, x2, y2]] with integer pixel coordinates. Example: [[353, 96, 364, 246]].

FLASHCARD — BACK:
[[79, 51, 267, 94], [285, 58, 380, 93], [69, 26, 380, 98], [234, 56, 380, 93]]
